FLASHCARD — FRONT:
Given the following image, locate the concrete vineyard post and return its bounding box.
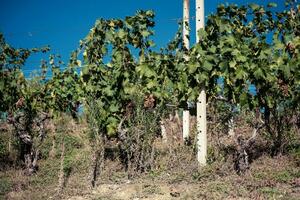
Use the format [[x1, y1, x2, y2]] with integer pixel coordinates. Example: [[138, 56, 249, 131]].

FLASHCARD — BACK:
[[182, 0, 190, 142], [196, 0, 207, 166]]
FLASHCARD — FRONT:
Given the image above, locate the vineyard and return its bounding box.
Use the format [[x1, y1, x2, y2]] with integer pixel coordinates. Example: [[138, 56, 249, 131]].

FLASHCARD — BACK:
[[0, 1, 300, 199]]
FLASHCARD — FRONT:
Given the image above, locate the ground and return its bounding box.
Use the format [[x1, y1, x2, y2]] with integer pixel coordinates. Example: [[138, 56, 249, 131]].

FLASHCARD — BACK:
[[64, 156, 300, 200], [1, 116, 300, 200], [2, 154, 299, 200]]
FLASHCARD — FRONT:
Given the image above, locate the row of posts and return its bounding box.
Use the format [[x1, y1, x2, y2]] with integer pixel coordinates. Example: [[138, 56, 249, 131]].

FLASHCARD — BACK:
[[182, 0, 207, 166]]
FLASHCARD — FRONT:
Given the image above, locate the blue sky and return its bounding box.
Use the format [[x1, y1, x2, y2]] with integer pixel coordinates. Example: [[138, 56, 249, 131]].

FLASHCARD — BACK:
[[0, 0, 285, 77]]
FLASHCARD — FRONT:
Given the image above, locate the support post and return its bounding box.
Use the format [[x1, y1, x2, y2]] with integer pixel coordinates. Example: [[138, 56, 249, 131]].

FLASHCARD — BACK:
[[196, 0, 207, 166], [182, 0, 190, 142]]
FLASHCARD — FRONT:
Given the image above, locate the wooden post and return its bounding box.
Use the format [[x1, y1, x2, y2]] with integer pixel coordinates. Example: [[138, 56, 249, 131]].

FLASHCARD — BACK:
[[182, 0, 190, 142], [196, 0, 207, 166]]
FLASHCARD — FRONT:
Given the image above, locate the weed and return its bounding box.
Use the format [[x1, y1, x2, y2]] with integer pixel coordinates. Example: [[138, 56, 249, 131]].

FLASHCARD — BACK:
[[253, 171, 268, 181], [30, 158, 60, 187], [289, 144, 300, 166], [0, 176, 12, 198], [274, 170, 293, 183], [258, 187, 282, 196], [120, 95, 163, 177], [148, 169, 163, 179]]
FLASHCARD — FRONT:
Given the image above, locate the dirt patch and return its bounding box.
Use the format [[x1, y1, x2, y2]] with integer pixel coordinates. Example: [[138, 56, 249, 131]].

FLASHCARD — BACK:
[[62, 155, 300, 200], [66, 182, 199, 200]]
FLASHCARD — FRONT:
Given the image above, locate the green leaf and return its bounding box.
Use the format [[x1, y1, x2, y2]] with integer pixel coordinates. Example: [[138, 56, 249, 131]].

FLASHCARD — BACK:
[[208, 46, 217, 53], [146, 40, 155, 47], [282, 64, 291, 78], [146, 80, 157, 89], [266, 73, 276, 83], [203, 60, 213, 71], [187, 88, 198, 101], [124, 85, 136, 95], [197, 29, 207, 41], [224, 35, 235, 46], [239, 92, 248, 106], [236, 68, 247, 80], [106, 31, 114, 41], [266, 97, 274, 108], [177, 81, 186, 92], [231, 49, 240, 56], [145, 10, 154, 17], [103, 86, 114, 96], [274, 41, 284, 50], [219, 61, 228, 71], [267, 3, 277, 8], [236, 55, 247, 62], [141, 30, 151, 38], [249, 3, 259, 11], [253, 68, 264, 79], [194, 73, 208, 84], [229, 60, 237, 69], [138, 64, 156, 77], [188, 62, 198, 73], [109, 104, 119, 112], [107, 122, 117, 136]]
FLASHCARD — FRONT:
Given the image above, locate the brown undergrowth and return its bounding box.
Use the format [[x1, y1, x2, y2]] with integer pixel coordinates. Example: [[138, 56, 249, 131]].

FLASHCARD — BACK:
[[0, 112, 299, 200]]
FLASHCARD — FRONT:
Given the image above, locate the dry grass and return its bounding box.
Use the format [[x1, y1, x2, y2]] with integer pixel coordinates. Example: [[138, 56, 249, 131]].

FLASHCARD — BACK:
[[1, 113, 300, 200]]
